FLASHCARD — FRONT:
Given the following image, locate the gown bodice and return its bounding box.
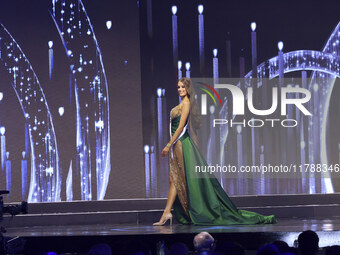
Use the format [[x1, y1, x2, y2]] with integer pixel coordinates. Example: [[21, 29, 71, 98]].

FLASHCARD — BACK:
[[170, 104, 181, 120], [170, 104, 188, 137]]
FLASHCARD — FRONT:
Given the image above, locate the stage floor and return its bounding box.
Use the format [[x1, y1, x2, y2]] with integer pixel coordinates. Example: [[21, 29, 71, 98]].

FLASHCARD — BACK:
[[5, 217, 340, 248], [3, 195, 340, 253]]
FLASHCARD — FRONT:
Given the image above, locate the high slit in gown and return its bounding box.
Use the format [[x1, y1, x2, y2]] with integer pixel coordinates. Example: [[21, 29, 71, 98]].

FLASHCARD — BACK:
[[169, 104, 277, 225]]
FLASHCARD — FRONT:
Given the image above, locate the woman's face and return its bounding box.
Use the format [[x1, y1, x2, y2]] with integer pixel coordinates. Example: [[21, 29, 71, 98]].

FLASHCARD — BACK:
[[177, 81, 188, 97]]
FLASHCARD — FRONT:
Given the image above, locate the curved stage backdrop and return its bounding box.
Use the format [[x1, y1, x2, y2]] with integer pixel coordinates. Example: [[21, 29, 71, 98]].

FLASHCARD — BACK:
[[0, 0, 339, 203], [0, 0, 144, 203]]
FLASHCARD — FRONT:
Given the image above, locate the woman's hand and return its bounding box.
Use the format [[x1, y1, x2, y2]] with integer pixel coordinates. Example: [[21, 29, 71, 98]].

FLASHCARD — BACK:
[[161, 146, 170, 157]]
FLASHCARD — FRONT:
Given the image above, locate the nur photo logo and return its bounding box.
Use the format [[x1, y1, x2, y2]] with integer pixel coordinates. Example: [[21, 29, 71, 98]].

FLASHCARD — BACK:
[[195, 78, 313, 128]]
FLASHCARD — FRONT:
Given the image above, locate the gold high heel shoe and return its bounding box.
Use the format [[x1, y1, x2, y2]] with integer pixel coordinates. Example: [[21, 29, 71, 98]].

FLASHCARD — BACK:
[[153, 213, 173, 226]]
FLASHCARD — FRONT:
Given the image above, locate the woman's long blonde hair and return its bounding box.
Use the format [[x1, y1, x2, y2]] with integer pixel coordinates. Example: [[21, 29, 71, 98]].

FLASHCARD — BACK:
[[178, 78, 201, 144]]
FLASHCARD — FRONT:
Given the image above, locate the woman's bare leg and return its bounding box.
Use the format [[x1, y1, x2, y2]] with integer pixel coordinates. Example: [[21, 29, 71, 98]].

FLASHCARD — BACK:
[[153, 175, 176, 225], [155, 140, 186, 224], [162, 175, 177, 214]]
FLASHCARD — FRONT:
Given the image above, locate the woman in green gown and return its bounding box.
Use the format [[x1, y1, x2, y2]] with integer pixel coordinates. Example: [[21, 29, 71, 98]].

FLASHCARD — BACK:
[[153, 77, 277, 226]]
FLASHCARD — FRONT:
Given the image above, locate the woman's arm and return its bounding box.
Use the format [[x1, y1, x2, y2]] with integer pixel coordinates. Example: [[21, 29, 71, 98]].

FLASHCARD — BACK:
[[161, 100, 190, 157]]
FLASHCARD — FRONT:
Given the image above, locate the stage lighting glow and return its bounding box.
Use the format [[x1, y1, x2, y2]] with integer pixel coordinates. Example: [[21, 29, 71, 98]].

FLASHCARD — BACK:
[[46, 167, 53, 176], [0, 127, 5, 136], [213, 49, 218, 57], [185, 62, 190, 71], [144, 145, 150, 153], [209, 105, 215, 114], [0, 92, 3, 101], [198, 5, 204, 14], [48, 41, 53, 48], [157, 88, 162, 97], [58, 107, 64, 116], [251, 22, 256, 31], [237, 125, 242, 134], [95, 120, 104, 130], [171, 6, 177, 15], [106, 20, 112, 30], [278, 41, 284, 51], [177, 60, 182, 70]]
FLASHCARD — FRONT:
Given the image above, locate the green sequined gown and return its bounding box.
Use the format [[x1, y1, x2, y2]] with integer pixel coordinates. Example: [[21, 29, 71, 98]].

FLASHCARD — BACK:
[[169, 106, 277, 225]]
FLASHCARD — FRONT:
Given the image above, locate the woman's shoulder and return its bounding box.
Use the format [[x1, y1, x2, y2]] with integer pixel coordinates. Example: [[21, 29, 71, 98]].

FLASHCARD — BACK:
[[181, 98, 190, 107]]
